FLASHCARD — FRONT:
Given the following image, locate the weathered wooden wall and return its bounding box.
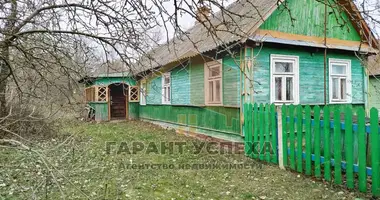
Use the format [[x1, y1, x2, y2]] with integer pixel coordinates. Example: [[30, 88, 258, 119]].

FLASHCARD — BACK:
[[253, 44, 365, 105], [139, 105, 241, 141], [189, 57, 206, 105], [145, 53, 241, 107], [172, 65, 191, 105], [89, 102, 108, 121], [141, 52, 242, 138], [129, 102, 140, 119], [223, 55, 241, 106], [146, 75, 162, 104], [260, 0, 361, 41]]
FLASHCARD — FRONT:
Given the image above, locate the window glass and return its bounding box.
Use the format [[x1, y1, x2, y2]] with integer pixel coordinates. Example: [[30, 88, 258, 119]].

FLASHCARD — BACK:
[[275, 62, 293, 73], [332, 65, 346, 75], [215, 80, 221, 102], [275, 77, 282, 101], [332, 78, 339, 99], [164, 76, 170, 84], [340, 79, 346, 99], [210, 66, 220, 77], [286, 77, 293, 101], [208, 81, 214, 102]]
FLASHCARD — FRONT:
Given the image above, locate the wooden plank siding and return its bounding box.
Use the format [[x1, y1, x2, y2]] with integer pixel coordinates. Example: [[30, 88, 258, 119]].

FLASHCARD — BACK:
[[146, 76, 162, 104], [89, 102, 108, 121], [171, 65, 191, 105], [259, 0, 361, 41], [139, 105, 241, 140], [145, 54, 241, 107], [189, 57, 205, 105], [223, 55, 241, 107], [253, 44, 365, 105], [141, 53, 242, 138]]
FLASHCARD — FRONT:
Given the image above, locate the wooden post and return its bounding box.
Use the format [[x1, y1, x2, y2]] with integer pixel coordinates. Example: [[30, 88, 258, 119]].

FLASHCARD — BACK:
[[277, 106, 285, 169]]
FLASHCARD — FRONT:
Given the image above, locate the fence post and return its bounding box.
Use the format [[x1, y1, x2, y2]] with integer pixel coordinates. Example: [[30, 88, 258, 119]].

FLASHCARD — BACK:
[[277, 106, 285, 170]]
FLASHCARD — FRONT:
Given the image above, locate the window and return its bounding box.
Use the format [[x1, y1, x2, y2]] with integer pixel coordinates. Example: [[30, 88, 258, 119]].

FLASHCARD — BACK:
[[205, 60, 222, 105], [270, 55, 299, 104], [140, 81, 146, 105], [329, 59, 351, 103], [129, 86, 140, 102], [162, 72, 171, 104], [84, 86, 108, 102], [85, 87, 95, 102]]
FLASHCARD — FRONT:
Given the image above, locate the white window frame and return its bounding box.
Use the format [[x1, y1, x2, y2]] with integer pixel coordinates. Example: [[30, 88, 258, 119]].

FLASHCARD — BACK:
[[329, 58, 352, 104], [270, 54, 300, 105], [140, 80, 146, 105], [204, 59, 223, 106], [162, 72, 171, 104]]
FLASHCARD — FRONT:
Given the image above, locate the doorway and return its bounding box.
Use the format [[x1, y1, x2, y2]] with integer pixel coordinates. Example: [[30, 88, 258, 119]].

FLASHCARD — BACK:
[[109, 83, 128, 120]]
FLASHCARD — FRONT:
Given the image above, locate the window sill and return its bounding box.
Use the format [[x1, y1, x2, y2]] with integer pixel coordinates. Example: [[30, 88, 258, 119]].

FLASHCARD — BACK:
[[205, 105, 223, 107], [329, 100, 351, 104], [272, 102, 297, 105]]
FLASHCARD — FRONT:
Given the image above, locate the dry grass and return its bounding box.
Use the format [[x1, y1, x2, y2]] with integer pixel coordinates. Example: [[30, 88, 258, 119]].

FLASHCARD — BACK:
[[0, 120, 371, 199]]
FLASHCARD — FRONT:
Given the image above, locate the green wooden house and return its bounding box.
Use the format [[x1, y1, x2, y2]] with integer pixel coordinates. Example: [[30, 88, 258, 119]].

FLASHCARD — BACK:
[[80, 0, 378, 143]]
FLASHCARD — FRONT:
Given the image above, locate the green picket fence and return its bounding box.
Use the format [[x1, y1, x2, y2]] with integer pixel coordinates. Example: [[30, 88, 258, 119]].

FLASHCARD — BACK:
[[243, 103, 278, 164], [244, 103, 380, 196]]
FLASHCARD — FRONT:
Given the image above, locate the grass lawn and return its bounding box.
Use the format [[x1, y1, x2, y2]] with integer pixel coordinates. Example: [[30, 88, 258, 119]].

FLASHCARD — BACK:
[[0, 120, 370, 199]]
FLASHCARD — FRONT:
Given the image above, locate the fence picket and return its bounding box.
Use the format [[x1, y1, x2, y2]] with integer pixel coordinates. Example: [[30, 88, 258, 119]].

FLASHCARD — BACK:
[[259, 103, 265, 160], [289, 104, 296, 170], [305, 105, 312, 175], [248, 103, 254, 158], [265, 104, 271, 162], [249, 103, 254, 158], [244, 103, 250, 156], [296, 105, 303, 173], [271, 104, 278, 163], [314, 105, 321, 177], [282, 105, 288, 167], [357, 107, 367, 192], [345, 106, 354, 189], [323, 106, 331, 181], [370, 108, 380, 196], [253, 103, 259, 159], [334, 108, 342, 185]]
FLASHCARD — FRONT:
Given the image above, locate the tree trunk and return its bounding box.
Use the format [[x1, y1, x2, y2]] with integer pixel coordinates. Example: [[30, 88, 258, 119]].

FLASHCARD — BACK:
[[0, 45, 10, 119]]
